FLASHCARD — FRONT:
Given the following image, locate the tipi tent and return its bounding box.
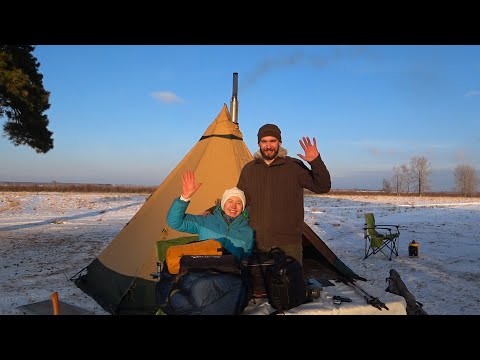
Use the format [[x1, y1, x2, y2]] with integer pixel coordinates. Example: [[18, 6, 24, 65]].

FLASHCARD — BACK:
[[75, 104, 362, 315]]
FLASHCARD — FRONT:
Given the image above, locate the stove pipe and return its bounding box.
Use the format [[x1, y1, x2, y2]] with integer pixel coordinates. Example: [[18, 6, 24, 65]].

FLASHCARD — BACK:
[[230, 72, 239, 124]]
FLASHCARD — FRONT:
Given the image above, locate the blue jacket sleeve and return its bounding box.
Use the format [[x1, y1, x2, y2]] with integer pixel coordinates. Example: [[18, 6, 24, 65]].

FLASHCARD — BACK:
[[237, 219, 255, 259], [166, 197, 203, 235], [243, 230, 254, 258], [216, 238, 245, 260]]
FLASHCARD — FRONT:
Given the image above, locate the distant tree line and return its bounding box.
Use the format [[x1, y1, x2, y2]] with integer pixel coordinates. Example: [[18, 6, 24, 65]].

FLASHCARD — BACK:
[[0, 183, 156, 194], [383, 156, 478, 197], [2, 184, 475, 197]]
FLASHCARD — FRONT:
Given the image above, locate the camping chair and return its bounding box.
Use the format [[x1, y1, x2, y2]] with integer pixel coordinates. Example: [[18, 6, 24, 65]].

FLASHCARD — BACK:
[[150, 235, 199, 280], [363, 213, 400, 260]]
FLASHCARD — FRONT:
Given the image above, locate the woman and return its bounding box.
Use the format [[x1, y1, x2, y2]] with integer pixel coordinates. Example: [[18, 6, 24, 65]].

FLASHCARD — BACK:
[[167, 170, 254, 261]]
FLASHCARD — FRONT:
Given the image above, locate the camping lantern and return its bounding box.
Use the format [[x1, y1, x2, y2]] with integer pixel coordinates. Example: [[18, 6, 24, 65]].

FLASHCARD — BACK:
[[408, 240, 419, 257]]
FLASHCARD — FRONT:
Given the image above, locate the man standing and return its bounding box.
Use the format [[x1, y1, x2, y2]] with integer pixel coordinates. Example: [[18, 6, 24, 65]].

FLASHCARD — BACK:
[[237, 124, 331, 264]]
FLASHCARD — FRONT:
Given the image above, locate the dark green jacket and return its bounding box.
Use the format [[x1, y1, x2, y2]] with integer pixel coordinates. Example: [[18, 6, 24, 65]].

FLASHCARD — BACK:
[[237, 147, 330, 249]]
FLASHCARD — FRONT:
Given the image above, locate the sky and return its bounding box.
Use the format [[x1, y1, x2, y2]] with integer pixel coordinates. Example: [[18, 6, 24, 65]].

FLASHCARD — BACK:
[[1, 191, 479, 315], [1, 45, 480, 190]]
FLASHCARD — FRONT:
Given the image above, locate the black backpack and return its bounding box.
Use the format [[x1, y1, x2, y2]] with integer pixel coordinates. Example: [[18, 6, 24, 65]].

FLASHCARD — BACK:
[[264, 247, 307, 311]]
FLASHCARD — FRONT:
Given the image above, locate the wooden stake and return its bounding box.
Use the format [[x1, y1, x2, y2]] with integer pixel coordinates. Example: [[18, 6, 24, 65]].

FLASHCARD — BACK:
[[51, 292, 60, 315]]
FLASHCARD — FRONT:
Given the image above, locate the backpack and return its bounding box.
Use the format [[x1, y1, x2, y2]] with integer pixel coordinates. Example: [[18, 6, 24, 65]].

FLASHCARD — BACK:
[[264, 248, 308, 311]]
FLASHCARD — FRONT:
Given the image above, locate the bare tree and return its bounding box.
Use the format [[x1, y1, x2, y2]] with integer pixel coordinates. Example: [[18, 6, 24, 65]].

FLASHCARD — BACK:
[[410, 156, 432, 196], [382, 178, 392, 193], [454, 164, 478, 197], [391, 166, 402, 195], [400, 163, 411, 194], [390, 163, 413, 195]]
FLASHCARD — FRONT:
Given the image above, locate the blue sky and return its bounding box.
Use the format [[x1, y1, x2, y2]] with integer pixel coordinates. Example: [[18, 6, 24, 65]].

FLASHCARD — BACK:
[[1, 45, 479, 190]]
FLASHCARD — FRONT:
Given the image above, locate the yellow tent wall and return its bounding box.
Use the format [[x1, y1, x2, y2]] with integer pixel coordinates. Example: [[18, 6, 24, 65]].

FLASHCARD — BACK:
[[75, 104, 253, 314]]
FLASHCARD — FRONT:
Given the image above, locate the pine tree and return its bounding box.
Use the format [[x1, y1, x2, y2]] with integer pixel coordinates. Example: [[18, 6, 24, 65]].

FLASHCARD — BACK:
[[0, 45, 53, 153]]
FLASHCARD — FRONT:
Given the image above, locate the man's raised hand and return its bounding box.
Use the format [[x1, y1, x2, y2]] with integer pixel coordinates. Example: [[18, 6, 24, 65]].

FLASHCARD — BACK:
[[297, 136, 319, 162]]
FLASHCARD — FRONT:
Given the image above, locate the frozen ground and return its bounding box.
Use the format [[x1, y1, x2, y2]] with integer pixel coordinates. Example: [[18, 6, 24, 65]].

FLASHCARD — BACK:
[[1, 192, 479, 315]]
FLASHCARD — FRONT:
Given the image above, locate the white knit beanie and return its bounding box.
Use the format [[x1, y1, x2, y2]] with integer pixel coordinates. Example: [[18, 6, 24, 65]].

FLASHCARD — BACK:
[[221, 187, 246, 211]]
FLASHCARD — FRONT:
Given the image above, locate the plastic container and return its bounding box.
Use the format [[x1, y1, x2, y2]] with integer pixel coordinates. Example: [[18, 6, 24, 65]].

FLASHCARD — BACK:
[[408, 240, 419, 257]]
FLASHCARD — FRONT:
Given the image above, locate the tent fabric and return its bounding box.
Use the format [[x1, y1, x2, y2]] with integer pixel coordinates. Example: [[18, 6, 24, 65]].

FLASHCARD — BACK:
[[75, 103, 364, 315], [75, 258, 158, 314]]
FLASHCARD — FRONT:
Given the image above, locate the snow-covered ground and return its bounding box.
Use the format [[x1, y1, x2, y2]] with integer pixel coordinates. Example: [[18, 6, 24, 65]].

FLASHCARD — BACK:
[[1, 192, 479, 315]]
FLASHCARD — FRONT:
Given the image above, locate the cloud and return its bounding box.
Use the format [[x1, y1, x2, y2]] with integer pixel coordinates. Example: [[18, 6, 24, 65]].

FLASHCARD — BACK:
[[464, 90, 480, 97], [151, 91, 184, 103]]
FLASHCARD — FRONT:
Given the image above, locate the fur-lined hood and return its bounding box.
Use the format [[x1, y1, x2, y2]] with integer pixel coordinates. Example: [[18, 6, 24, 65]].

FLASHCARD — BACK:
[[253, 146, 288, 160]]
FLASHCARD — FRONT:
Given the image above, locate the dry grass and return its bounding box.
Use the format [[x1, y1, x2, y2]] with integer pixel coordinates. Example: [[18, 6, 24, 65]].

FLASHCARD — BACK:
[[0, 198, 22, 212]]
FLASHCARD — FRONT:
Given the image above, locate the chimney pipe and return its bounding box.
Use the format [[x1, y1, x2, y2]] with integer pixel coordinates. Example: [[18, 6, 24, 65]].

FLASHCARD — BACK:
[[230, 72, 239, 124]]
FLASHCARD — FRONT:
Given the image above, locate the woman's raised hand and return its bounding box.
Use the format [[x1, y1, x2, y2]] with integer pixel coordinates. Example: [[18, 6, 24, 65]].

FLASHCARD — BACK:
[[182, 170, 202, 199]]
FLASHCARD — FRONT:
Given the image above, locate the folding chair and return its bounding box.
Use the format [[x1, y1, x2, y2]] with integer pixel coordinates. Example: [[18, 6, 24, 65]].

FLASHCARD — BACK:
[[150, 235, 199, 280], [363, 213, 400, 260]]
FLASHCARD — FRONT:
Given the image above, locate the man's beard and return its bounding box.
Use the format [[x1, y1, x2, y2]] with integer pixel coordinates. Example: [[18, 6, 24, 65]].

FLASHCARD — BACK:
[[260, 147, 279, 161]]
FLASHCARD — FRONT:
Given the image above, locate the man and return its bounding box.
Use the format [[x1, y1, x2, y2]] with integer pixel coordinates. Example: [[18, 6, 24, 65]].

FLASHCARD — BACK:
[[237, 123, 331, 264]]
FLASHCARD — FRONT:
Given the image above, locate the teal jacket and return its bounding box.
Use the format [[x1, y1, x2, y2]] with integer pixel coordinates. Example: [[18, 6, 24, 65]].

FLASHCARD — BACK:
[[166, 197, 255, 260]]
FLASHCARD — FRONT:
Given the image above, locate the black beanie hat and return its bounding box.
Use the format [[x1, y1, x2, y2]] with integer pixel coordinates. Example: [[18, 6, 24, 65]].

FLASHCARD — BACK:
[[257, 124, 282, 143]]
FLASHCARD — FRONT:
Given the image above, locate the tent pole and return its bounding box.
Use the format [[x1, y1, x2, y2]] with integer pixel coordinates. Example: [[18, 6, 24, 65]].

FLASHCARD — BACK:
[[230, 72, 239, 124]]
